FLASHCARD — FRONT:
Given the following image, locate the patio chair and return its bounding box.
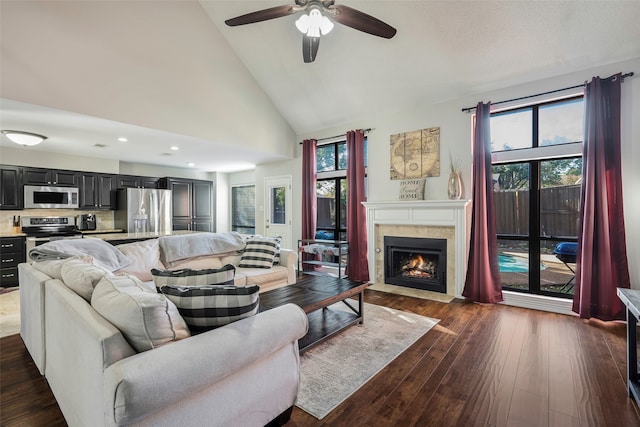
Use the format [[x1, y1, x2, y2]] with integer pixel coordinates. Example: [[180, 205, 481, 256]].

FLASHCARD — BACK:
[[553, 242, 577, 292]]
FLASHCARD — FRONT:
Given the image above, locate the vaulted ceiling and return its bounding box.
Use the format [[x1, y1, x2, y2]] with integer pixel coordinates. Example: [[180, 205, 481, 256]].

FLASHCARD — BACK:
[[1, 1, 639, 172]]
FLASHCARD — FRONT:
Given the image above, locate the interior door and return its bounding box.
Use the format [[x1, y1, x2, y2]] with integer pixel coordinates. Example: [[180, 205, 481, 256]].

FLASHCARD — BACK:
[[264, 175, 292, 250]]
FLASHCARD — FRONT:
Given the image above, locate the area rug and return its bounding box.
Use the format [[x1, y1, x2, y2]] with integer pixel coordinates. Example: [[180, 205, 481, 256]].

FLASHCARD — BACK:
[[296, 301, 439, 420]]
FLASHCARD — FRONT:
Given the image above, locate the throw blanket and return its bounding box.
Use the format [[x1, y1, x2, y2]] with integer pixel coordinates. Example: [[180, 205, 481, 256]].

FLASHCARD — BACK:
[[159, 232, 246, 267], [29, 238, 131, 272]]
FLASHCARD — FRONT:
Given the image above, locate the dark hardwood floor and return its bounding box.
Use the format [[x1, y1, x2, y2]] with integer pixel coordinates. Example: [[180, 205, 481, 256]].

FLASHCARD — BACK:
[[1, 289, 639, 427]]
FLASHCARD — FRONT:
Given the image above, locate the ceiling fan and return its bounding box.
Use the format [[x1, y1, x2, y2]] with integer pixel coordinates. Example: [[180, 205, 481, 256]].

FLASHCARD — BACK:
[[225, 0, 396, 63]]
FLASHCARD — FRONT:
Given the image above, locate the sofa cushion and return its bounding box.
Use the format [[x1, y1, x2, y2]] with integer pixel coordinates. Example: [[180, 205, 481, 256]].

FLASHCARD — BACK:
[[235, 265, 288, 286], [61, 258, 112, 301], [238, 237, 278, 269], [29, 237, 130, 271], [151, 264, 236, 288], [91, 275, 190, 352], [158, 284, 260, 333], [221, 253, 242, 266], [31, 255, 92, 280], [169, 254, 224, 270], [114, 239, 165, 282], [158, 232, 246, 267]]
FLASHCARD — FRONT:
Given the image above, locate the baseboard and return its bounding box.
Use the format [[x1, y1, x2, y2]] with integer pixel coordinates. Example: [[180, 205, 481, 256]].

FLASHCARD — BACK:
[[500, 290, 576, 316]]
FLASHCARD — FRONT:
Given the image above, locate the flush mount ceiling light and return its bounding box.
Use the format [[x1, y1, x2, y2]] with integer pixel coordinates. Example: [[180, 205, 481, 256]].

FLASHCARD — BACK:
[[1, 130, 47, 146]]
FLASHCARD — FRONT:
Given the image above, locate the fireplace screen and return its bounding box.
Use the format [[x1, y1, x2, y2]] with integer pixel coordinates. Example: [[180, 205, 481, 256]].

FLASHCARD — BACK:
[[384, 236, 447, 293]]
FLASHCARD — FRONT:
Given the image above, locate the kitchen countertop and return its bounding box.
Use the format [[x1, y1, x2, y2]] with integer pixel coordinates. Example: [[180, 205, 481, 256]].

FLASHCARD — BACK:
[[78, 229, 123, 235], [0, 230, 27, 238], [84, 230, 202, 241]]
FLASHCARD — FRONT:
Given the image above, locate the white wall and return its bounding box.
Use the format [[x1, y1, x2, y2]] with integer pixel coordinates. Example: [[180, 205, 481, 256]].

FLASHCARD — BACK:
[[271, 57, 640, 288], [1, 146, 120, 173], [215, 172, 229, 232], [0, 1, 295, 159], [254, 161, 299, 238]]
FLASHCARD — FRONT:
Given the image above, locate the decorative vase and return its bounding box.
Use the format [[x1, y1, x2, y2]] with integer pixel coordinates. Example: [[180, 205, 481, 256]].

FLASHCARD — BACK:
[[447, 171, 462, 200]]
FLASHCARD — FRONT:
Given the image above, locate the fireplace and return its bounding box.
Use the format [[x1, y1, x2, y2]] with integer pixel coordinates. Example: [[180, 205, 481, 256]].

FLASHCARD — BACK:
[[384, 236, 447, 293]]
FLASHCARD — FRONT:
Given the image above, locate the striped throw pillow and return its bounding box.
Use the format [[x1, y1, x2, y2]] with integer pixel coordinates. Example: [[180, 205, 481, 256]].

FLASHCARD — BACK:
[[158, 285, 260, 333], [151, 264, 235, 289], [238, 238, 278, 269]]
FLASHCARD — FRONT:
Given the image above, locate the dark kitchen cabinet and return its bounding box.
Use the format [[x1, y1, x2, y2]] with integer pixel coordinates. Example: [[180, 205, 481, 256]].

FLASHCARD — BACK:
[[0, 236, 25, 287], [0, 165, 23, 210], [116, 175, 141, 189], [117, 175, 159, 189], [24, 167, 79, 187], [159, 178, 214, 232], [80, 173, 115, 209], [140, 177, 159, 189]]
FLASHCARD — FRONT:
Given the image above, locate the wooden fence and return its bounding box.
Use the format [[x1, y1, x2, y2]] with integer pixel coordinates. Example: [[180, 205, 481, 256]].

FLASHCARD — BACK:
[[494, 184, 581, 237]]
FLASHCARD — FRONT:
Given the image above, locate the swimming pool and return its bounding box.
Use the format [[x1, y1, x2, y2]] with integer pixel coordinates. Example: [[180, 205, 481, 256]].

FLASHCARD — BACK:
[[498, 254, 546, 273]]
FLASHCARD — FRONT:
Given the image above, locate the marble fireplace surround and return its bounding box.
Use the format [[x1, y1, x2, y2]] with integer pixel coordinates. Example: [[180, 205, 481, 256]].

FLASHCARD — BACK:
[[363, 200, 471, 299]]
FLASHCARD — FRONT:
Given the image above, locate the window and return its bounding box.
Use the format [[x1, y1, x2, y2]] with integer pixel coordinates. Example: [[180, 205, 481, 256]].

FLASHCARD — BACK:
[[315, 138, 367, 241], [231, 185, 255, 234], [491, 96, 583, 298]]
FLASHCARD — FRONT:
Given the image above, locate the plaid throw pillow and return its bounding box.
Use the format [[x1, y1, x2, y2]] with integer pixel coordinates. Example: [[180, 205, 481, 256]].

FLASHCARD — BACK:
[[159, 285, 260, 333], [151, 264, 235, 288], [238, 238, 278, 269]]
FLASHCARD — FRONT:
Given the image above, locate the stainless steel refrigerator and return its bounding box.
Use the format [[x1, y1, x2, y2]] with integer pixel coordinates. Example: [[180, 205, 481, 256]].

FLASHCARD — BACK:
[[115, 188, 172, 234]]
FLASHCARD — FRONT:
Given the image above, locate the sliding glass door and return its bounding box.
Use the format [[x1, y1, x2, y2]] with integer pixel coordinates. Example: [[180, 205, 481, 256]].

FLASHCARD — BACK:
[[491, 96, 583, 298]]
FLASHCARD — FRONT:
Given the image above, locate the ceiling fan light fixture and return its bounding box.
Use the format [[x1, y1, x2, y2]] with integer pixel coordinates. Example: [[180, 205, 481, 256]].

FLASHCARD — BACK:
[[1, 130, 47, 146], [295, 9, 333, 37]]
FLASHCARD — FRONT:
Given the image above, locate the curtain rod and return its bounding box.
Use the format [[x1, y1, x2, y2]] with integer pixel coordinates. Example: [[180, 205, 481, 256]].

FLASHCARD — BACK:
[[298, 128, 373, 145], [461, 71, 635, 113]]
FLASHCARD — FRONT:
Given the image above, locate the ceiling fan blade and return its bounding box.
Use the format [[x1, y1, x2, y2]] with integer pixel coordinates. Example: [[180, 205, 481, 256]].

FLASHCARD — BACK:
[[302, 35, 320, 63], [331, 5, 397, 39], [225, 5, 295, 26]]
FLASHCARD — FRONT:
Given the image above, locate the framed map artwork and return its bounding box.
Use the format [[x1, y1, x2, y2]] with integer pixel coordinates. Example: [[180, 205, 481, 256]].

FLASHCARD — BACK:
[[390, 127, 440, 180]]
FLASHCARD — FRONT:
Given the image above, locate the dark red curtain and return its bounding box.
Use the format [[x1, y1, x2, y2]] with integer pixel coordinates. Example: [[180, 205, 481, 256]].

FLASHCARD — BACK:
[[462, 102, 503, 303], [301, 139, 318, 271], [572, 73, 630, 320], [346, 130, 370, 282]]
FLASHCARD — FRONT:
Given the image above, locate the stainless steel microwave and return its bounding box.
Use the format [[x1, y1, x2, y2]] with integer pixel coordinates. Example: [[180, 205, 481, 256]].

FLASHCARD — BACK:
[[24, 185, 79, 209]]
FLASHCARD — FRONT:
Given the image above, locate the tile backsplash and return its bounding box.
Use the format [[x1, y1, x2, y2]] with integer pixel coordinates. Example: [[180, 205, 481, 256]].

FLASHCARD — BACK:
[[0, 209, 115, 234]]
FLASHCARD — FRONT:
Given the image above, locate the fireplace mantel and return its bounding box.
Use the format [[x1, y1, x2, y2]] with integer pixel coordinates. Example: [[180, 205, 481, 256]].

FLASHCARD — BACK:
[[363, 200, 471, 298]]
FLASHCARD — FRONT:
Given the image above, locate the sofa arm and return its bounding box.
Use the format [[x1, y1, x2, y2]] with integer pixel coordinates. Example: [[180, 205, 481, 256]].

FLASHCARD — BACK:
[[279, 248, 298, 284], [18, 263, 54, 375], [103, 303, 308, 425]]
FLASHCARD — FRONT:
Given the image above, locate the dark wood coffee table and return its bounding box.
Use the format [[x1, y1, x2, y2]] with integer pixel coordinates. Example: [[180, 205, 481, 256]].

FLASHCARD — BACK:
[[260, 274, 369, 353]]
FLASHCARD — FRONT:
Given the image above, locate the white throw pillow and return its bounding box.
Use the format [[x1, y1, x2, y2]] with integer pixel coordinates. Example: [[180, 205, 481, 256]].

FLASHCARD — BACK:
[[60, 258, 112, 301], [91, 275, 190, 352], [115, 239, 165, 282]]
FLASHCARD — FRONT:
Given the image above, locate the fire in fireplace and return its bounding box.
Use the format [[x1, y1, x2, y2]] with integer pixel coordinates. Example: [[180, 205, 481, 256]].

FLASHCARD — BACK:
[[384, 236, 447, 293]]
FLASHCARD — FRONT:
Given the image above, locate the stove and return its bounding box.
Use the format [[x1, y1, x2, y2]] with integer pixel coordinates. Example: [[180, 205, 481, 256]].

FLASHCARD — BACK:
[[21, 216, 83, 256], [21, 216, 80, 237]]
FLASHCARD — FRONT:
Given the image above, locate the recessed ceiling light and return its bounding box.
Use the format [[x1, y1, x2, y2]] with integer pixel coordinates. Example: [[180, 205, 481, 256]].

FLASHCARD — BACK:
[[187, 162, 195, 167], [161, 153, 173, 156], [93, 144, 108, 148], [170, 146, 179, 151], [117, 137, 128, 142]]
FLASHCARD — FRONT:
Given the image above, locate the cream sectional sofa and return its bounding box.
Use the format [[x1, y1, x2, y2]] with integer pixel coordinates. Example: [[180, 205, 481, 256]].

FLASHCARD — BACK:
[[18, 233, 306, 426]]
